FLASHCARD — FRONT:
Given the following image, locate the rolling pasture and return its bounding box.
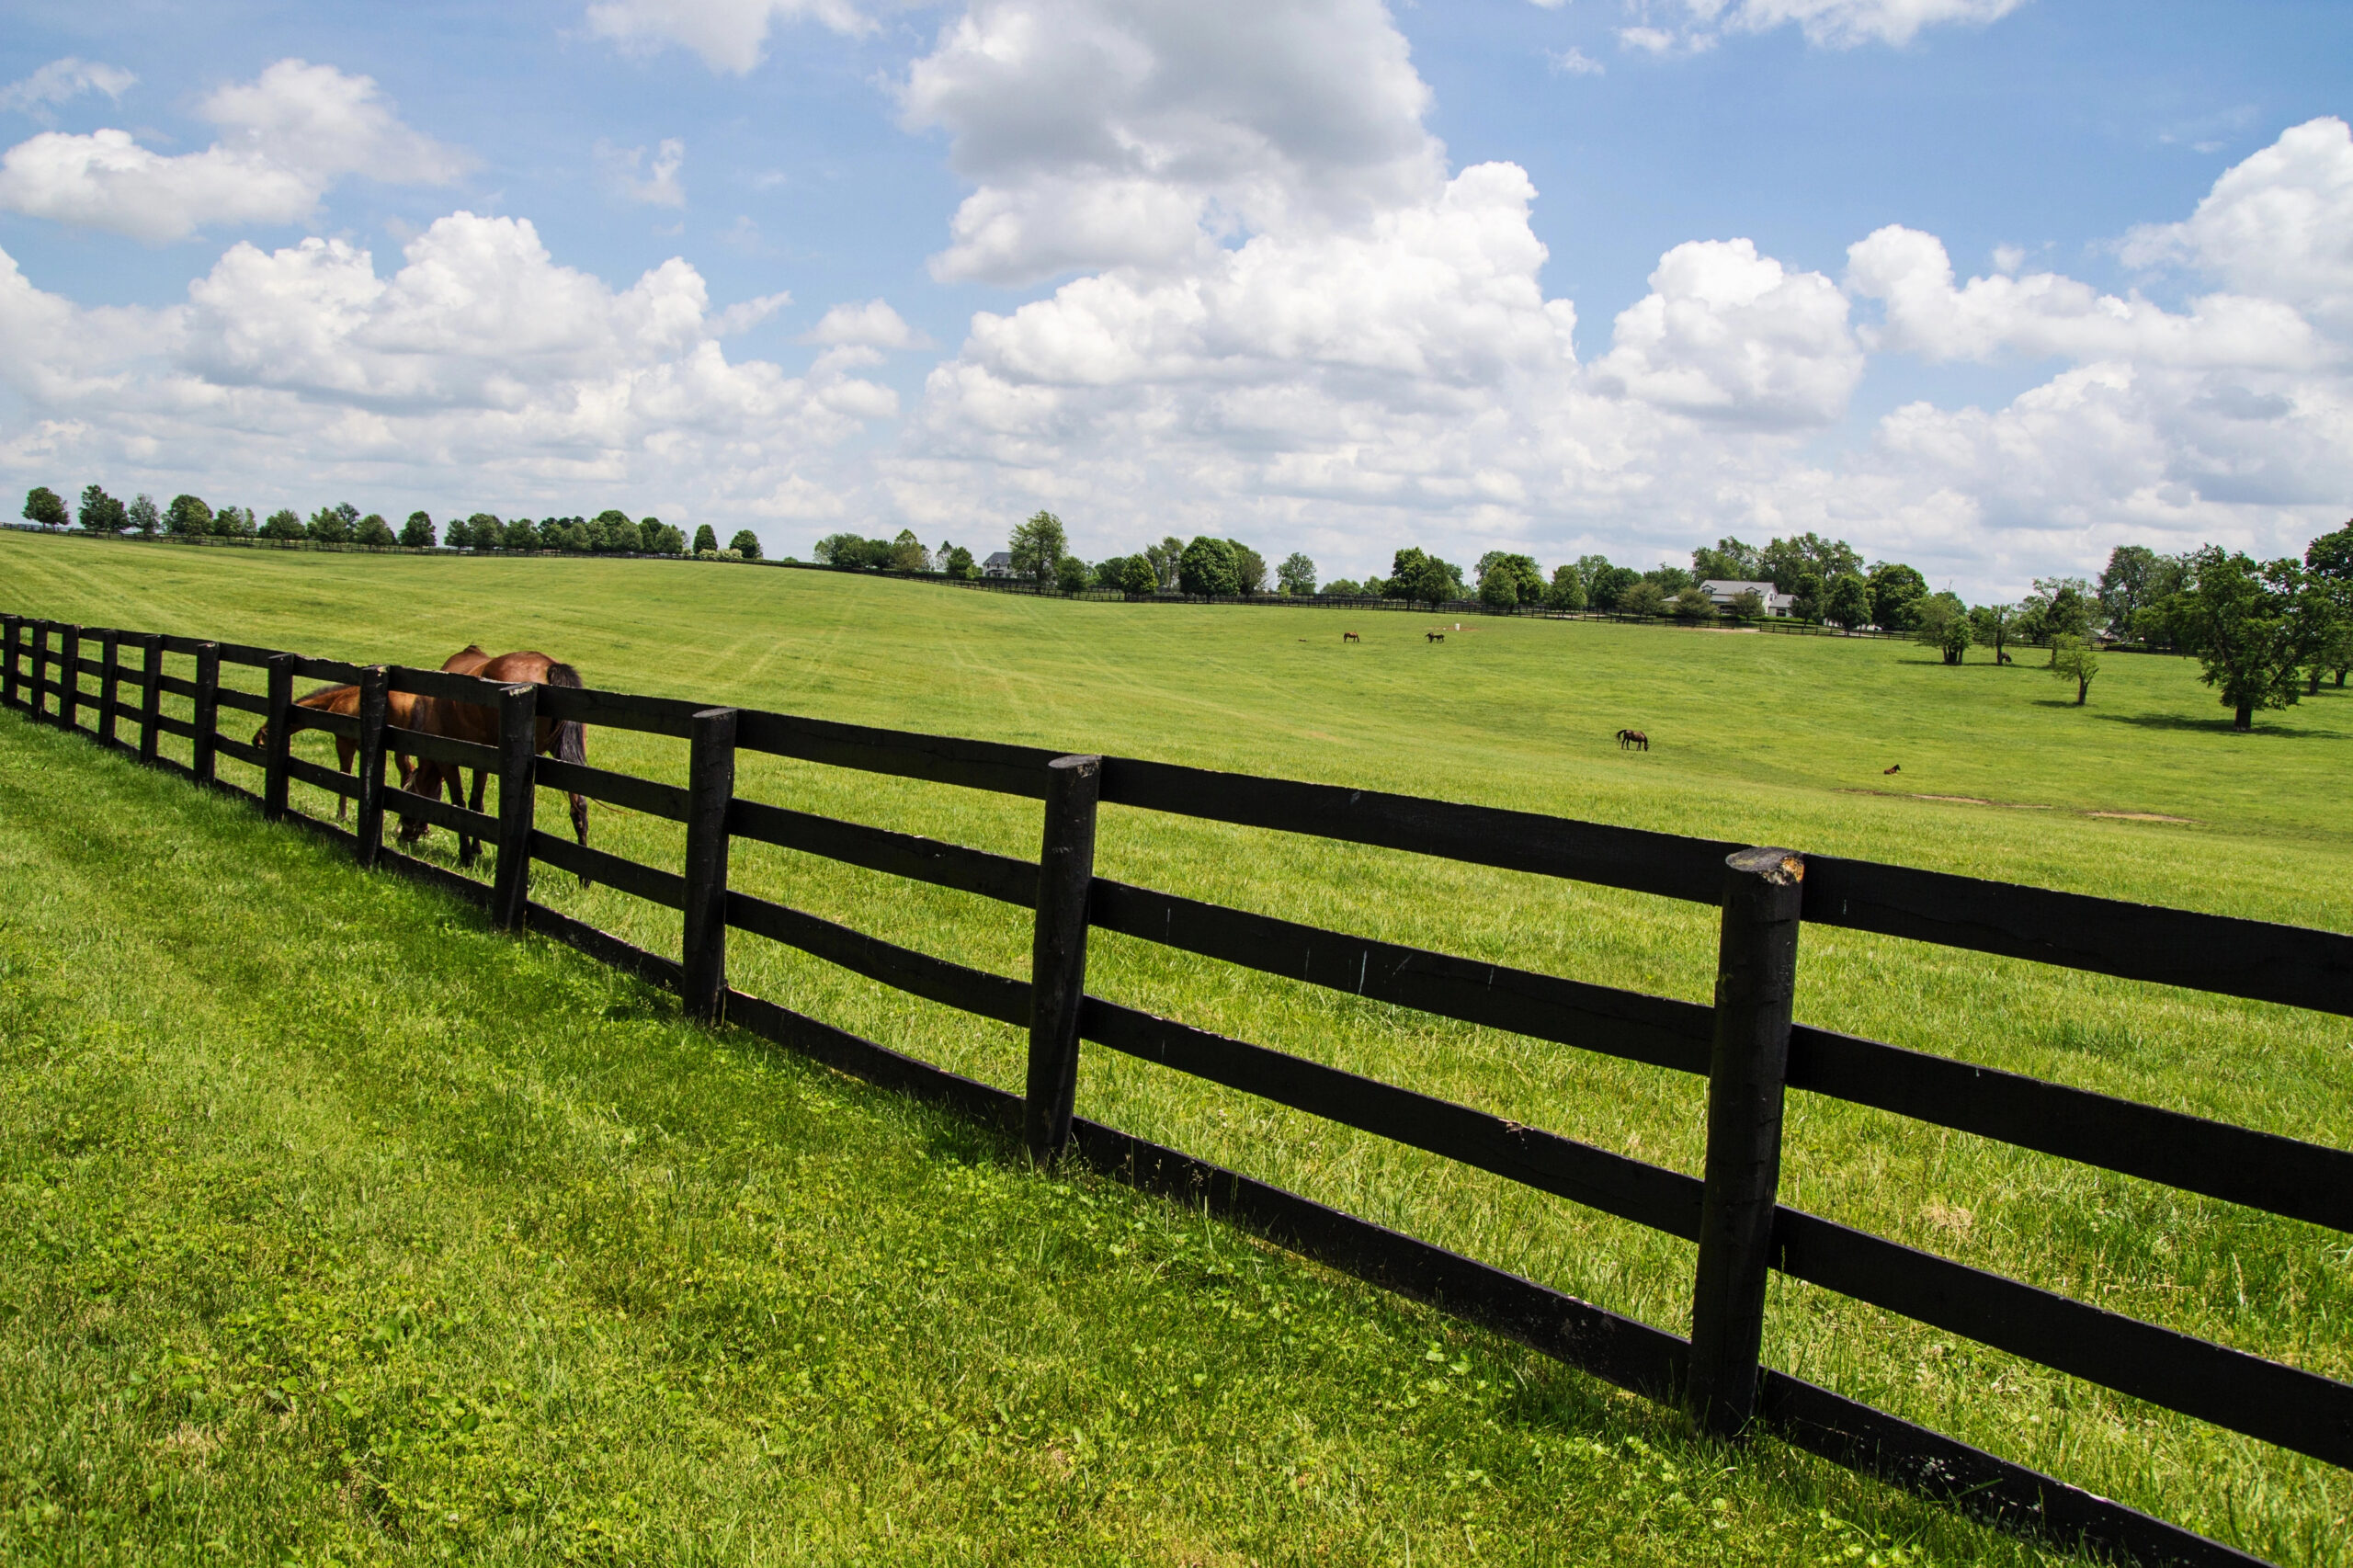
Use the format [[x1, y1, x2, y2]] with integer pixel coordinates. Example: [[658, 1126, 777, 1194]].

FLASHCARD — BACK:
[[5, 531, 2351, 1563]]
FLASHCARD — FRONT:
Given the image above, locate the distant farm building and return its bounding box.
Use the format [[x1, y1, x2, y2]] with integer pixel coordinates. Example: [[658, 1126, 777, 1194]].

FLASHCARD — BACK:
[[982, 551, 1017, 579], [1699, 579, 1798, 617]]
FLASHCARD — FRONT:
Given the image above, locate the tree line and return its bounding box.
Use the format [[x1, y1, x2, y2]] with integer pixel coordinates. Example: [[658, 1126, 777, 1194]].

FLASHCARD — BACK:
[[21, 484, 765, 561]]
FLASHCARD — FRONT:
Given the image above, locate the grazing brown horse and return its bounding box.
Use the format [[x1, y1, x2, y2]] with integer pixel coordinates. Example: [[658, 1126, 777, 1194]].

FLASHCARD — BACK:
[[397, 650, 590, 871], [251, 645, 489, 818], [1616, 728, 1649, 751], [1343, 631, 1361, 642]]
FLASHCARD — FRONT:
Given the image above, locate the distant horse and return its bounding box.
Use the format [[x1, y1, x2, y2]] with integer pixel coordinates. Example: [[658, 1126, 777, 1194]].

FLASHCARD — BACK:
[[1426, 631, 1445, 642], [1343, 631, 1360, 642], [398, 650, 589, 874], [1883, 764, 1901, 776], [251, 644, 488, 819], [1616, 728, 1649, 751]]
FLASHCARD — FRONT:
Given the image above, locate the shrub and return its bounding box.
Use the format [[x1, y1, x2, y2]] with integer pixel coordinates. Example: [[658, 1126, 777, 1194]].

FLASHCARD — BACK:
[[693, 523, 719, 554], [1619, 581, 1668, 618]]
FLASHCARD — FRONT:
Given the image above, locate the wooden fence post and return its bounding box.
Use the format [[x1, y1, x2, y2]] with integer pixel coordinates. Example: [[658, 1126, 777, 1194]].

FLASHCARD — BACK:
[[59, 625, 81, 731], [97, 631, 120, 746], [1, 615, 19, 710], [1024, 754, 1102, 1165], [263, 653, 296, 818], [28, 621, 49, 722], [680, 707, 739, 1019], [1686, 845, 1807, 1440], [191, 642, 220, 784], [138, 634, 163, 767], [490, 683, 540, 931], [354, 665, 389, 869]]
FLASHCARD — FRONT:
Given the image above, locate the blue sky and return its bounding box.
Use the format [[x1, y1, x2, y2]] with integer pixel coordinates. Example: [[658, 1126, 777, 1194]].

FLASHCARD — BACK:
[[1, 0, 2347, 596]]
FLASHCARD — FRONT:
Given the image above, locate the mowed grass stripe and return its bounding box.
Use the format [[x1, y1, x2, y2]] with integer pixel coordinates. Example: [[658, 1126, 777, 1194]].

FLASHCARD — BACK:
[[8, 533, 2352, 1559]]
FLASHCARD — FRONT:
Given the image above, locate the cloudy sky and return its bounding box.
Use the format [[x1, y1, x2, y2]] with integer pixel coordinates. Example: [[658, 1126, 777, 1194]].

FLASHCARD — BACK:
[[0, 0, 2347, 596]]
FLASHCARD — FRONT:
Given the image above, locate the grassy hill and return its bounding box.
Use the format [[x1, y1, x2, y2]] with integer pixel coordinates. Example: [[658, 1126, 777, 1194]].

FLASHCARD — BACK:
[[6, 530, 2349, 1561]]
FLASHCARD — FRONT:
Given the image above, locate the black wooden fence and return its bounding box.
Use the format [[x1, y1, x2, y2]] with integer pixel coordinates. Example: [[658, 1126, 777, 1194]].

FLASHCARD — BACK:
[[2, 610, 2345, 1567]]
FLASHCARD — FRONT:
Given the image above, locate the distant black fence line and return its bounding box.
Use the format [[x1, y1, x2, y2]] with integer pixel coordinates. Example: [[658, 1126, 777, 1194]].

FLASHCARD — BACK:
[[2, 608, 2338, 1568]]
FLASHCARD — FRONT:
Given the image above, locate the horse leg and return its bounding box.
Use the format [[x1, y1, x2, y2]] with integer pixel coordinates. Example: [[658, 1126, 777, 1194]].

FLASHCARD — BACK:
[[460, 767, 487, 867], [335, 737, 357, 820]]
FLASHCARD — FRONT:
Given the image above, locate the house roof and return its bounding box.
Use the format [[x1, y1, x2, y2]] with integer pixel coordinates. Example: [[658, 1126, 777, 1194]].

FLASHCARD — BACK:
[[983, 551, 1013, 564]]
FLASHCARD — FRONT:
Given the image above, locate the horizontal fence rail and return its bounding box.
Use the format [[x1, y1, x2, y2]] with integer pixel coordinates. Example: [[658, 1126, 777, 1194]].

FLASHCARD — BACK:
[[3, 608, 2339, 1568]]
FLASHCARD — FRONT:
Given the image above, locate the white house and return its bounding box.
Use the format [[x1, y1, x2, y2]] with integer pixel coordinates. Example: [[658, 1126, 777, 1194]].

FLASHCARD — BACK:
[[982, 551, 1017, 578], [1699, 579, 1798, 618]]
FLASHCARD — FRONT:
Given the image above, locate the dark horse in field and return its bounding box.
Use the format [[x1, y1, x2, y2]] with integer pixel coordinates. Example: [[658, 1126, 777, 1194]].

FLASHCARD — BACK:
[[1616, 728, 1649, 751], [397, 650, 590, 872], [251, 644, 489, 819]]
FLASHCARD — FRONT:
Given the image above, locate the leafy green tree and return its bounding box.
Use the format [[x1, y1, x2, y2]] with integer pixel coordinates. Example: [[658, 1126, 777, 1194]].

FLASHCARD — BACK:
[[1385, 547, 1463, 606], [1546, 564, 1588, 611], [1008, 511, 1068, 585], [1475, 551, 1543, 608], [1055, 554, 1089, 594], [1120, 555, 1157, 598], [79, 484, 127, 532], [357, 513, 397, 547], [1642, 564, 1694, 595], [1480, 571, 1518, 611], [1178, 536, 1239, 596], [216, 506, 256, 538], [1092, 554, 1131, 589], [2175, 548, 2322, 730], [505, 517, 543, 551], [2303, 521, 2353, 687], [886, 528, 927, 571], [945, 545, 977, 579], [2097, 545, 2186, 632], [813, 531, 862, 565], [124, 494, 157, 534], [1824, 574, 1872, 631], [1142, 536, 1184, 590], [1691, 537, 1763, 582], [2018, 576, 2094, 657], [633, 517, 663, 551], [396, 511, 432, 547], [1320, 578, 1362, 597], [1231, 544, 1267, 595], [260, 508, 305, 541], [1867, 562, 1929, 631], [1588, 564, 1641, 611], [1913, 594, 1971, 664], [460, 513, 499, 549], [308, 504, 355, 544], [1760, 532, 1862, 593], [1619, 580, 1668, 618], [22, 485, 68, 528], [1968, 603, 2014, 663], [2048, 635, 2098, 704], [1671, 585, 1717, 621], [731, 529, 764, 560], [1276, 552, 1316, 596], [1724, 587, 1764, 620], [693, 523, 719, 554], [163, 494, 212, 537]]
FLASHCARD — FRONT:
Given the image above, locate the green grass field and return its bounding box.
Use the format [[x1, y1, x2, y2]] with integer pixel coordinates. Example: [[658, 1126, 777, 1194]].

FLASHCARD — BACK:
[[6, 530, 2351, 1562]]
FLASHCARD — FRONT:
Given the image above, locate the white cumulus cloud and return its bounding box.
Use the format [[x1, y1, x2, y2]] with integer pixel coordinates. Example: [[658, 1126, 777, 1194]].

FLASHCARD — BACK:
[[597, 137, 687, 206], [0, 60, 467, 242], [1594, 239, 1862, 426], [801, 299, 934, 349]]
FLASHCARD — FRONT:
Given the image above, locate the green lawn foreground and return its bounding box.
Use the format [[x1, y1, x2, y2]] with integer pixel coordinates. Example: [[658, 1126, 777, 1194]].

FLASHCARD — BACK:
[[0, 710, 2063, 1566]]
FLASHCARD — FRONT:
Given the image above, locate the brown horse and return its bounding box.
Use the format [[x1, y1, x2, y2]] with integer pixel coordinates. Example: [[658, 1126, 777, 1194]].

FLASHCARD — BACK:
[[397, 650, 589, 870], [1343, 631, 1361, 642], [1616, 728, 1649, 751], [252, 645, 489, 818]]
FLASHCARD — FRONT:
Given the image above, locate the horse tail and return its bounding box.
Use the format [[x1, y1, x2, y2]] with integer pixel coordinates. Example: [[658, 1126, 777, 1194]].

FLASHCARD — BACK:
[[545, 661, 587, 767]]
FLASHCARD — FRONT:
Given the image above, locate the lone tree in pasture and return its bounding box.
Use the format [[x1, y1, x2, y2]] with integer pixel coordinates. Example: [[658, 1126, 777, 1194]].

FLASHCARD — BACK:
[[1120, 555, 1157, 598], [165, 494, 212, 536], [1008, 511, 1067, 585], [1671, 585, 1717, 621], [2049, 634, 2098, 704], [1969, 602, 2015, 663], [1913, 593, 1972, 664], [79, 484, 128, 533], [2175, 547, 2323, 731], [22, 485, 67, 528], [730, 529, 763, 560], [1824, 574, 1871, 631], [402, 511, 437, 547], [261, 508, 305, 540], [1277, 551, 1316, 596], [1178, 536, 1239, 596], [693, 523, 719, 554]]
